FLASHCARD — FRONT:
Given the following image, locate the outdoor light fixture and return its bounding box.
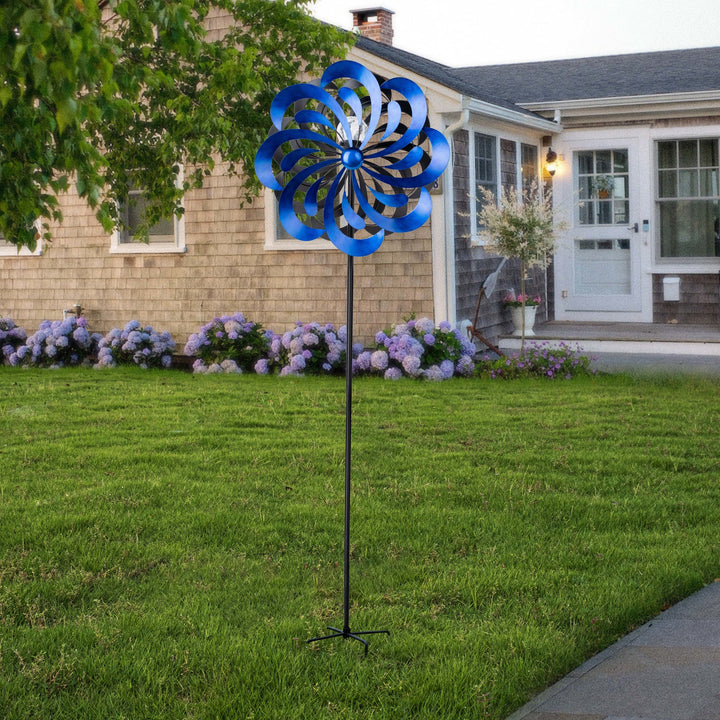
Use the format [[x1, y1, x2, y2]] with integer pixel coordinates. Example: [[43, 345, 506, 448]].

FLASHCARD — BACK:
[[545, 148, 558, 176]]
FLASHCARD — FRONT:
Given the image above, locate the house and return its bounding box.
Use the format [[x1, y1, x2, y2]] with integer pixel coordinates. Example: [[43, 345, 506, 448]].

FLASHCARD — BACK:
[[2, 6, 719, 350]]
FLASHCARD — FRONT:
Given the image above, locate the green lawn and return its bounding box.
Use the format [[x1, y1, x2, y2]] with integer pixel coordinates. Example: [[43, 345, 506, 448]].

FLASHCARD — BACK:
[[1, 367, 719, 719]]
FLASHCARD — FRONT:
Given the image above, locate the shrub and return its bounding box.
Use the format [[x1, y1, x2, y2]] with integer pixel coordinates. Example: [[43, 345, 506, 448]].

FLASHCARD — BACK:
[[0, 318, 27, 365], [272, 321, 349, 376], [185, 313, 271, 374], [96, 320, 175, 369], [363, 317, 476, 380], [477, 342, 595, 380], [10, 317, 101, 368]]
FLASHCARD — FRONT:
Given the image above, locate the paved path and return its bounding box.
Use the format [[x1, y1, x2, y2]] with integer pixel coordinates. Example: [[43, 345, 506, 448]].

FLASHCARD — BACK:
[[592, 352, 720, 376], [504, 345, 720, 719], [507, 578, 720, 720]]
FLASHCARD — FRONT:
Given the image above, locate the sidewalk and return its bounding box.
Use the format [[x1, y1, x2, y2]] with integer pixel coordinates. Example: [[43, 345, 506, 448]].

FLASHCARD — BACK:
[[592, 351, 720, 376], [507, 579, 720, 720]]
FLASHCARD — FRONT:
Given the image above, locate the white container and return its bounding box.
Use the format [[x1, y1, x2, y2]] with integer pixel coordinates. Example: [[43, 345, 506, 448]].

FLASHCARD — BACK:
[[663, 276, 680, 302]]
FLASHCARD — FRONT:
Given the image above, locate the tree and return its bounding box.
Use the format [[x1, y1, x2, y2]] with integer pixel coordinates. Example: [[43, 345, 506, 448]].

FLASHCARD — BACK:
[[478, 181, 562, 347], [0, 0, 350, 250]]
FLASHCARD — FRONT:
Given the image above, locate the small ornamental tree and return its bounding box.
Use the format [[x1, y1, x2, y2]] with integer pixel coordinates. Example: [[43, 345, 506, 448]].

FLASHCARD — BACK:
[[478, 181, 563, 347]]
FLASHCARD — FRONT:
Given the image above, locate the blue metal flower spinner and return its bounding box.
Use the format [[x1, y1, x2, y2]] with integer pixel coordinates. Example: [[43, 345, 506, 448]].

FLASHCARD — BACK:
[[254, 60, 449, 257]]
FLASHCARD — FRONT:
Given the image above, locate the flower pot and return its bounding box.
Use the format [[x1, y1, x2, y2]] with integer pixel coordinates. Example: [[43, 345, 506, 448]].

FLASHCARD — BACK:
[[510, 305, 537, 336]]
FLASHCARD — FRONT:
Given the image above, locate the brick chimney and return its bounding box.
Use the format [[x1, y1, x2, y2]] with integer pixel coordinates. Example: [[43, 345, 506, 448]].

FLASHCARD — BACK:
[[351, 7, 394, 46]]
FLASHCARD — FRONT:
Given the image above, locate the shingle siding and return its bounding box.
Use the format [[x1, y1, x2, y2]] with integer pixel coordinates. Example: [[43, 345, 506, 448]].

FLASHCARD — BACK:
[[0, 163, 434, 345]]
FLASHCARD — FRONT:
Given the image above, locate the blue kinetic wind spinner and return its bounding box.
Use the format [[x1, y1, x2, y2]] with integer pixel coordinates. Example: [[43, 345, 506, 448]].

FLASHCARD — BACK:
[[255, 60, 449, 655]]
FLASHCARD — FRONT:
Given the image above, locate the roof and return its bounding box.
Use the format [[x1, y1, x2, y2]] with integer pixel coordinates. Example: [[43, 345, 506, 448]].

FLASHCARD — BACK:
[[449, 46, 720, 104], [354, 35, 542, 119]]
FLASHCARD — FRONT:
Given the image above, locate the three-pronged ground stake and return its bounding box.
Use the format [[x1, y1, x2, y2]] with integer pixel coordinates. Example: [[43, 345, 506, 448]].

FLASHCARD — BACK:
[[254, 60, 449, 656]]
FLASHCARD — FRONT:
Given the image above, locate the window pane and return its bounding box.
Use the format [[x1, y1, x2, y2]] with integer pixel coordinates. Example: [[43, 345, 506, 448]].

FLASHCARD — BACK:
[[678, 140, 698, 168], [577, 151, 594, 174], [613, 176, 628, 199], [659, 199, 719, 257], [614, 200, 629, 224], [657, 142, 676, 169], [578, 176, 593, 200], [521, 143, 537, 191], [578, 201, 594, 225], [613, 150, 628, 173], [475, 133, 495, 184], [658, 170, 677, 198], [595, 151, 612, 174], [597, 201, 612, 224], [124, 191, 175, 243], [678, 169, 698, 197], [699, 139, 718, 167], [700, 169, 719, 196]]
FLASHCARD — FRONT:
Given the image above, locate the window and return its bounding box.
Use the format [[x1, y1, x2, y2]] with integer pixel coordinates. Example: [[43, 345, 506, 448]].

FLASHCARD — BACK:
[[111, 171, 185, 254], [263, 189, 334, 251], [521, 144, 539, 193], [577, 149, 629, 226], [0, 225, 43, 257], [656, 138, 720, 258], [474, 132, 497, 230]]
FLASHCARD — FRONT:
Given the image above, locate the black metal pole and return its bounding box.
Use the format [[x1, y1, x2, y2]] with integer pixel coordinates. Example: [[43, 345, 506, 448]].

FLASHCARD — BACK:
[[306, 173, 389, 656], [343, 254, 354, 635]]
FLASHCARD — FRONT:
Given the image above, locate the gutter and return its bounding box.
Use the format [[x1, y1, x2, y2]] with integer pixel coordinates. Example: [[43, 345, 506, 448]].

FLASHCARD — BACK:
[[521, 89, 720, 114], [462, 97, 561, 132], [438, 110, 470, 327]]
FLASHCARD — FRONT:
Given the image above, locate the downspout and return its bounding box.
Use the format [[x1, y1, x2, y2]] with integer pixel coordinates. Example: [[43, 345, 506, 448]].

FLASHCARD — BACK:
[[440, 108, 470, 328]]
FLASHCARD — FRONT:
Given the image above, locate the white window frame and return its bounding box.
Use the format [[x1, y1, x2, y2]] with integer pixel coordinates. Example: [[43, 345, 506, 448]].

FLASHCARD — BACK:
[[263, 188, 334, 251], [648, 124, 720, 272], [469, 131, 498, 245], [0, 221, 43, 257], [110, 167, 186, 254]]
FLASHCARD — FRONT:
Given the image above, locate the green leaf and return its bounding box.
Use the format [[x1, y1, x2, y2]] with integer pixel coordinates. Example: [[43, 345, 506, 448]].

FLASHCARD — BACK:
[[56, 97, 78, 133]]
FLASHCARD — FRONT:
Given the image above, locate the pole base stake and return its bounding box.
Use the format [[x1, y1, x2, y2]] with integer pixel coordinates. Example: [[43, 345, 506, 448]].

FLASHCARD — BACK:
[[307, 626, 390, 656]]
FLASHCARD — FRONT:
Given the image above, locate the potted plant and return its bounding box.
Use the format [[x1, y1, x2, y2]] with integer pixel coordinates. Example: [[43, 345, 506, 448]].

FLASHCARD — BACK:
[[592, 174, 614, 199], [478, 180, 562, 347], [503, 293, 542, 336]]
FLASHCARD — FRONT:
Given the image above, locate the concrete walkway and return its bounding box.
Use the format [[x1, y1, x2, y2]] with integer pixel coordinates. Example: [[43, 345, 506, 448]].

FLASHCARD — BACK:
[[505, 342, 720, 720], [507, 580, 720, 720], [591, 351, 720, 376]]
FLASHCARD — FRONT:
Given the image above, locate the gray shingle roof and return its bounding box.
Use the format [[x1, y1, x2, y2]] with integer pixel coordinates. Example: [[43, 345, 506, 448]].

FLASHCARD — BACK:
[[354, 35, 542, 118], [449, 46, 720, 104]]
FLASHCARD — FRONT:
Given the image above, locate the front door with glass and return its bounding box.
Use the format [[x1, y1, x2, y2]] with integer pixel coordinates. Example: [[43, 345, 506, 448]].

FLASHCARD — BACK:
[[557, 141, 643, 315]]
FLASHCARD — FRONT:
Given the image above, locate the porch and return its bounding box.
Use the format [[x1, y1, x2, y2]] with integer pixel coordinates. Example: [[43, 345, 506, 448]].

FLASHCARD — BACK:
[[499, 321, 720, 357]]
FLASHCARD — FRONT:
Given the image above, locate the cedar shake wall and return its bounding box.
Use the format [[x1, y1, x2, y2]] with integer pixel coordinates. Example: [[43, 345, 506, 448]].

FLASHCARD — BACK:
[[0, 164, 434, 345], [453, 132, 547, 347], [653, 274, 720, 324]]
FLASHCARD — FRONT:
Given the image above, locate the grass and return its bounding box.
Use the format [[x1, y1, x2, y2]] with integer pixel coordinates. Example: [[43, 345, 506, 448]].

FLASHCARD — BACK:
[[0, 367, 719, 719]]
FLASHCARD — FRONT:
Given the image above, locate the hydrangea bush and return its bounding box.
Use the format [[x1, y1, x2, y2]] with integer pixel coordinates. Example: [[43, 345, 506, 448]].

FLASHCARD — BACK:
[[1, 318, 27, 365], [477, 342, 595, 380], [269, 321, 349, 376], [9, 316, 101, 368], [360, 317, 476, 380], [96, 321, 175, 369], [184, 313, 271, 374]]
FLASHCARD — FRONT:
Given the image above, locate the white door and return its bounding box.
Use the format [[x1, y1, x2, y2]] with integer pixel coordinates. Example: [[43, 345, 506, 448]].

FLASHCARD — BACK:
[[555, 140, 645, 316]]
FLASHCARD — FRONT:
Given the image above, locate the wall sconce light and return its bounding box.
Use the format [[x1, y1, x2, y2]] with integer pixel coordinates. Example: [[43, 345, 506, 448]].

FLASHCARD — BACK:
[[545, 148, 558, 176]]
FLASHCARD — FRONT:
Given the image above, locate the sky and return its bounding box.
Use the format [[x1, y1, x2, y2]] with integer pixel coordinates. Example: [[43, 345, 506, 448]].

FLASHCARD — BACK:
[[309, 0, 720, 67]]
